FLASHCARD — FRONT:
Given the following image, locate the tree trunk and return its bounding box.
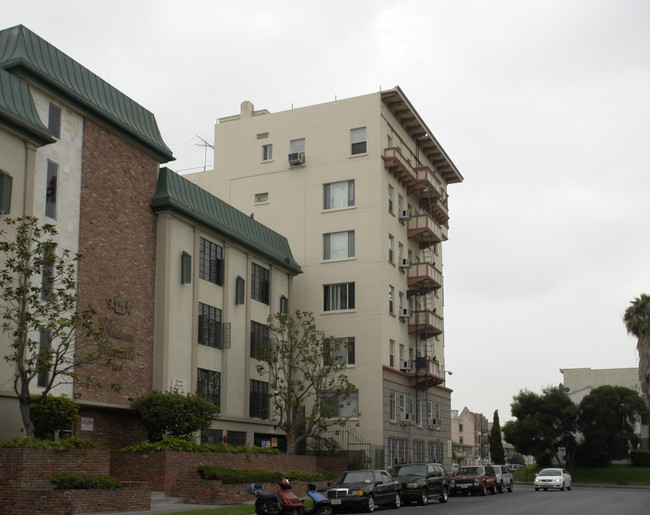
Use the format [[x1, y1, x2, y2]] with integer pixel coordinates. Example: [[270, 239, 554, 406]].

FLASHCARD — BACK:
[[19, 398, 35, 437]]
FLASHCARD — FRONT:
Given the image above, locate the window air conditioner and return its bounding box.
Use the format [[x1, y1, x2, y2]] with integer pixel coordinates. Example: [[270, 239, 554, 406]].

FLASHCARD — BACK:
[[399, 308, 413, 319], [288, 152, 305, 165], [399, 258, 412, 270], [400, 413, 412, 422], [428, 418, 438, 426], [399, 209, 413, 222], [400, 360, 413, 372]]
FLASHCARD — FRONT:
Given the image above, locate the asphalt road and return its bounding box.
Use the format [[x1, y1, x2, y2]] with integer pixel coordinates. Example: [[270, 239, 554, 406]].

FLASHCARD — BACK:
[[394, 485, 649, 515]]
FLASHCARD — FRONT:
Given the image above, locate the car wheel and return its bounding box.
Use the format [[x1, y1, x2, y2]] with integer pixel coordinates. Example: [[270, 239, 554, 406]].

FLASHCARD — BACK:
[[366, 495, 375, 513], [439, 487, 448, 504], [316, 506, 333, 515], [479, 483, 487, 496], [535, 487, 539, 491], [497, 481, 504, 494], [567, 483, 572, 491], [391, 492, 400, 509], [489, 483, 497, 495], [507, 482, 513, 493], [417, 488, 428, 506], [560, 483, 565, 491]]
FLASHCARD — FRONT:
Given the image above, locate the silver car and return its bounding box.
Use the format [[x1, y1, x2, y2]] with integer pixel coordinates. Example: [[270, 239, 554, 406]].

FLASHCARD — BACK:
[[491, 465, 514, 493], [534, 468, 572, 491]]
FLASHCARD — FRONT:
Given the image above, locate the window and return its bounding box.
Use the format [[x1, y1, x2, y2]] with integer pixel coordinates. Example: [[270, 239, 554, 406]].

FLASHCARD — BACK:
[[350, 127, 366, 155], [459, 423, 464, 432], [388, 235, 394, 263], [323, 180, 355, 210], [325, 337, 355, 365], [0, 169, 12, 214], [414, 440, 425, 462], [389, 285, 395, 314], [398, 242, 403, 262], [37, 331, 51, 387], [388, 184, 394, 214], [279, 295, 289, 314], [323, 390, 358, 417], [197, 368, 221, 407], [389, 391, 396, 421], [201, 428, 223, 445], [199, 238, 224, 286], [399, 291, 404, 312], [48, 103, 61, 139], [226, 430, 247, 446], [324, 282, 355, 311], [255, 192, 268, 203], [41, 242, 56, 301], [399, 344, 405, 364], [251, 263, 270, 304], [388, 438, 408, 465], [398, 194, 403, 214], [45, 160, 58, 219], [181, 251, 192, 284], [389, 339, 395, 368], [250, 321, 270, 360], [417, 399, 424, 426], [198, 302, 222, 349], [235, 276, 245, 305], [290, 138, 305, 154], [387, 133, 393, 149], [324, 231, 355, 260], [262, 144, 273, 161], [399, 393, 406, 420], [250, 379, 269, 419]]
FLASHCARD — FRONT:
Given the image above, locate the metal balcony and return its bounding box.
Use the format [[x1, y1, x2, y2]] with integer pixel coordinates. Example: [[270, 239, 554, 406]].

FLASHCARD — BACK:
[[408, 166, 442, 199], [407, 213, 445, 244], [407, 357, 445, 390], [407, 262, 442, 289], [408, 309, 443, 335], [383, 147, 417, 190]]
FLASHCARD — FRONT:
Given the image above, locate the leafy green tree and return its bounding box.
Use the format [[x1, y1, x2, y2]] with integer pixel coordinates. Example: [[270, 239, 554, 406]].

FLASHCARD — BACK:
[[30, 395, 79, 439], [489, 409, 506, 464], [0, 217, 113, 437], [256, 311, 356, 455], [576, 385, 649, 466], [130, 390, 218, 442], [503, 386, 578, 467], [624, 294, 650, 410]]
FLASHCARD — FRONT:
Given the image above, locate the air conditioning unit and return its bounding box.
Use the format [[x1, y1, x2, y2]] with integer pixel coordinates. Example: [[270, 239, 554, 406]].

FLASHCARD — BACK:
[[427, 418, 438, 426], [288, 152, 305, 165], [400, 360, 413, 372], [399, 308, 413, 319], [399, 209, 413, 222], [399, 258, 412, 270], [400, 413, 412, 423]]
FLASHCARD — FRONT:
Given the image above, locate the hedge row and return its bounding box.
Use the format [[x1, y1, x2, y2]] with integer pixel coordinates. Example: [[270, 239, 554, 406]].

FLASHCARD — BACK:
[[197, 466, 335, 483], [50, 472, 122, 490], [630, 449, 650, 466], [122, 435, 282, 455]]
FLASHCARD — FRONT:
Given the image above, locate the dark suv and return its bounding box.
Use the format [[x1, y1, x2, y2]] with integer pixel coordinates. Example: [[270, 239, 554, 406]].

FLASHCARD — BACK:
[[391, 463, 449, 505], [326, 470, 400, 512], [449, 465, 497, 496]]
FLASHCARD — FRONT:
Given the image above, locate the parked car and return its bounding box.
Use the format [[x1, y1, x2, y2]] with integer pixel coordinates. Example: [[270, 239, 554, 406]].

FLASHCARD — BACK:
[[326, 470, 400, 512], [449, 465, 497, 496], [534, 468, 572, 491], [391, 462, 449, 505], [491, 465, 514, 493]]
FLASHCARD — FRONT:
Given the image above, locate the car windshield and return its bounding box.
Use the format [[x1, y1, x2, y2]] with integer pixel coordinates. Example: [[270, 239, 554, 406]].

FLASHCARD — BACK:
[[538, 469, 561, 476], [457, 467, 484, 475], [335, 471, 374, 484], [392, 465, 426, 477]]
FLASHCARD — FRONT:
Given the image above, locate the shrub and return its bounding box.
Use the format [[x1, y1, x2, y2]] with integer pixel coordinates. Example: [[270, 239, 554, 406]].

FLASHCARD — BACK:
[[630, 449, 650, 466], [121, 435, 282, 455], [130, 391, 218, 442], [31, 396, 79, 439], [198, 466, 279, 483], [50, 472, 121, 490], [0, 435, 101, 450]]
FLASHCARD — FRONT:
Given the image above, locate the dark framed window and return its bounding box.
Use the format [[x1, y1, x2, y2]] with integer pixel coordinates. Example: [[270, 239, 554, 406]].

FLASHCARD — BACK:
[[37, 331, 51, 387], [41, 242, 56, 301], [226, 430, 247, 446], [325, 337, 355, 365], [48, 103, 62, 139], [45, 160, 58, 219], [279, 295, 289, 314], [323, 282, 355, 311], [251, 263, 270, 304], [250, 321, 270, 360], [181, 251, 192, 284], [201, 428, 223, 445], [199, 237, 224, 285], [350, 127, 367, 155], [235, 276, 245, 305], [198, 302, 222, 349], [197, 368, 221, 407], [250, 379, 270, 419], [0, 169, 13, 214]]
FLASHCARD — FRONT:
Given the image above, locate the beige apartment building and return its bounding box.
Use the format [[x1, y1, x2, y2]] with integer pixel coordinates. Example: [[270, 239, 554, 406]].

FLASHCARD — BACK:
[[451, 408, 490, 465], [187, 87, 463, 468]]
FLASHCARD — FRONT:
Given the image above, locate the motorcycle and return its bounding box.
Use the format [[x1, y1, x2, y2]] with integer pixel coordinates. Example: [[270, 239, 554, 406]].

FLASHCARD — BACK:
[[247, 479, 332, 515]]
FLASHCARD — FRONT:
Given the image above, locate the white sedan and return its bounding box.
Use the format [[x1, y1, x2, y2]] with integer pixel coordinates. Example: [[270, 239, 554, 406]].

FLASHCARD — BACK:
[[534, 468, 572, 491]]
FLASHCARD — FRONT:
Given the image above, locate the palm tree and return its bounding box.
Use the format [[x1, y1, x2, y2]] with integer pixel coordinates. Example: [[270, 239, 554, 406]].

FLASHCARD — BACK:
[[624, 294, 650, 409]]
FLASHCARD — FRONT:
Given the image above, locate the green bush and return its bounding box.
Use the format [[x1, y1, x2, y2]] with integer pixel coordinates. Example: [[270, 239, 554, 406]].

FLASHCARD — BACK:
[[122, 435, 282, 455], [630, 449, 650, 466], [0, 435, 101, 451], [50, 472, 121, 490], [285, 470, 335, 481], [31, 396, 79, 439], [197, 466, 335, 483]]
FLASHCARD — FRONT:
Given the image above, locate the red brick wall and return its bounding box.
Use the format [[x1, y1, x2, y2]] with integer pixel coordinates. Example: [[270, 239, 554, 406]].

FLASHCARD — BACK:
[[74, 117, 159, 424], [73, 406, 147, 450], [111, 451, 347, 496]]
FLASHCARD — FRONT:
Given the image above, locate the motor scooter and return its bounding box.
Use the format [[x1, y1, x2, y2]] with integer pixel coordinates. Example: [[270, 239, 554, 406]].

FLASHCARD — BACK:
[[303, 482, 332, 515], [247, 478, 305, 515]]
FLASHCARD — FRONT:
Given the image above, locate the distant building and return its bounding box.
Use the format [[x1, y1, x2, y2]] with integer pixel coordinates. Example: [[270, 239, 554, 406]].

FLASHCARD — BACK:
[[451, 408, 489, 464]]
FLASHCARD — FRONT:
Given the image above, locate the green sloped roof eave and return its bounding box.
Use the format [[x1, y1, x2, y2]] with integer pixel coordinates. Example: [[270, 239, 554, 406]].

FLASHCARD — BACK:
[[152, 167, 302, 275], [0, 25, 174, 162], [0, 67, 54, 146]]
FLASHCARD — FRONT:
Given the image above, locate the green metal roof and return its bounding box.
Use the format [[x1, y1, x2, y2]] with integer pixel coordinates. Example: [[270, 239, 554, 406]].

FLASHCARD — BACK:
[[0, 25, 174, 162], [152, 167, 301, 275], [0, 67, 54, 146]]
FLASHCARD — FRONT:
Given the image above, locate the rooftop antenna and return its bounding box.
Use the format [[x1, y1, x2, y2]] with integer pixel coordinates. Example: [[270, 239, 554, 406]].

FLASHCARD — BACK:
[[195, 135, 214, 171]]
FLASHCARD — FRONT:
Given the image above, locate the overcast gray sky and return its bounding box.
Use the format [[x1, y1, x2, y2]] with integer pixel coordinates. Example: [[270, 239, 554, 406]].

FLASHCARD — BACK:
[[6, 0, 649, 423]]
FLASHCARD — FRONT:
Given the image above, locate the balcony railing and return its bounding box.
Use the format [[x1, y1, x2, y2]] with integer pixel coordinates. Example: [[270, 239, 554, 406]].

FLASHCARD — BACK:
[[383, 147, 417, 190], [407, 262, 443, 289], [407, 214, 444, 244], [406, 357, 445, 390], [408, 166, 442, 198], [408, 309, 443, 335]]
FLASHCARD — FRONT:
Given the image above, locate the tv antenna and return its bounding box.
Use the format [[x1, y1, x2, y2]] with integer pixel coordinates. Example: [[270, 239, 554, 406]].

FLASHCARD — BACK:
[[195, 135, 214, 171]]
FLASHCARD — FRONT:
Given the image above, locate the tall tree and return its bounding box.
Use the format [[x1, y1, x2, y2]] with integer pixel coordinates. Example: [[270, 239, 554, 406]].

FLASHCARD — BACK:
[[577, 385, 649, 466], [503, 386, 578, 467], [623, 293, 650, 410], [256, 310, 356, 455], [0, 217, 112, 436], [489, 409, 506, 464]]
